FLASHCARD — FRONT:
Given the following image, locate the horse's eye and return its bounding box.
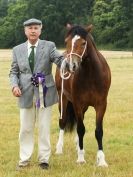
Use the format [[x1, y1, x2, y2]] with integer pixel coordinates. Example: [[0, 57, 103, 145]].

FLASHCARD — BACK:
[[81, 42, 86, 47]]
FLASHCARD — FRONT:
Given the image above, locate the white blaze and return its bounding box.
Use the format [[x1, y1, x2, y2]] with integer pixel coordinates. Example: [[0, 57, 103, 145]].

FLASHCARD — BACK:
[[69, 35, 80, 70], [72, 35, 80, 50]]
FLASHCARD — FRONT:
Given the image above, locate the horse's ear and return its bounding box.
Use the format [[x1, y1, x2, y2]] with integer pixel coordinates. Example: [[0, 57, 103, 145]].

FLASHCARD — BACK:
[[86, 24, 93, 33], [66, 23, 73, 30]]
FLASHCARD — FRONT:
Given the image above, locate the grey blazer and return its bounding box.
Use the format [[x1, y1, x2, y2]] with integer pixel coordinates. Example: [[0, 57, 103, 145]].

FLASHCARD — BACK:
[[9, 39, 64, 108]]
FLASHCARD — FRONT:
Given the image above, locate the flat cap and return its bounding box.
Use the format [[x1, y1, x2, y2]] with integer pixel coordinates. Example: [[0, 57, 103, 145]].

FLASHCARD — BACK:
[[23, 18, 42, 26]]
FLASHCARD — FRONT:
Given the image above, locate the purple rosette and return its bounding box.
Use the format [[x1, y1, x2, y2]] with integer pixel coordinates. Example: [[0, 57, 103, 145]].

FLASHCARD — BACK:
[[31, 73, 47, 108]]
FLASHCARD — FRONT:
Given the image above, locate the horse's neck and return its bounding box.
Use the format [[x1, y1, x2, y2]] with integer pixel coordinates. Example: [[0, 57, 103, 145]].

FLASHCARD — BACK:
[[81, 43, 104, 84], [87, 42, 102, 71]]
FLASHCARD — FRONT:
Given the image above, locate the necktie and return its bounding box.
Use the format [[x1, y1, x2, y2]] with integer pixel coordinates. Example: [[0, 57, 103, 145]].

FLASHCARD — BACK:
[[28, 46, 35, 73]]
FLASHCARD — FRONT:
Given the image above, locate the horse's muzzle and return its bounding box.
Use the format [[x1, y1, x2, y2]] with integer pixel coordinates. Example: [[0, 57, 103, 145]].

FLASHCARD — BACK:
[[69, 58, 81, 72]]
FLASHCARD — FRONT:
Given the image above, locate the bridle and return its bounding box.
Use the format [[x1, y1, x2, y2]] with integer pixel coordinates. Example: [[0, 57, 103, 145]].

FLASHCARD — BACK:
[[60, 35, 87, 79], [67, 35, 87, 63]]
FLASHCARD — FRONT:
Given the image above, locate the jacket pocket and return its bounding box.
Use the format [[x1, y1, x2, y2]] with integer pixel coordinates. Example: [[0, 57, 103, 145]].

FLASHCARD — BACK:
[[45, 74, 55, 87]]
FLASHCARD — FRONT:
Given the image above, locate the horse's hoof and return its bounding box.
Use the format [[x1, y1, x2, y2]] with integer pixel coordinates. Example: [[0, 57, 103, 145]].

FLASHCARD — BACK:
[[76, 159, 86, 164], [76, 149, 86, 164], [55, 146, 63, 154], [55, 149, 63, 154], [56, 143, 63, 154], [97, 161, 108, 167], [96, 150, 108, 167]]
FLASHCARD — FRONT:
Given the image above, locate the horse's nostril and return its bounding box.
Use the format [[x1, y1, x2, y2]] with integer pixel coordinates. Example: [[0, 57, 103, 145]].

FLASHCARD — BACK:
[[72, 63, 77, 71], [66, 63, 70, 70], [73, 63, 76, 69]]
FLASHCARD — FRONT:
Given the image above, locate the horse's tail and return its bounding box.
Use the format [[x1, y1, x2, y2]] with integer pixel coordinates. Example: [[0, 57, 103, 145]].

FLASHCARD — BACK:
[[65, 101, 77, 132]]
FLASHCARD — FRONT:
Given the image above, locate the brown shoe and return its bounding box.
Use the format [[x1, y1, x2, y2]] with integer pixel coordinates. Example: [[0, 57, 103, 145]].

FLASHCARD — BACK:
[[39, 163, 49, 170]]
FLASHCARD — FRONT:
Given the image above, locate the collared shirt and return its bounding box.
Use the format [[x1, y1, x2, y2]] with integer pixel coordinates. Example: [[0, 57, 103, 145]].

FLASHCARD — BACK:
[[27, 40, 39, 57]]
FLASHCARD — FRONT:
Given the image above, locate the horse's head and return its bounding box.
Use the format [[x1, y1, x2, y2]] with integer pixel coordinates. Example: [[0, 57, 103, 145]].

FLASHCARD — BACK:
[[65, 24, 93, 72]]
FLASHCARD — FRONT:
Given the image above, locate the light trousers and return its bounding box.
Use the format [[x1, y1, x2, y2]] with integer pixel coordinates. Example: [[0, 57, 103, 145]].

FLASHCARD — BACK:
[[19, 104, 52, 166]]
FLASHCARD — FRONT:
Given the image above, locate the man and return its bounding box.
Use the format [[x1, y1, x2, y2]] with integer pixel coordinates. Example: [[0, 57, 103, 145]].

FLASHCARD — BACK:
[[9, 18, 64, 170]]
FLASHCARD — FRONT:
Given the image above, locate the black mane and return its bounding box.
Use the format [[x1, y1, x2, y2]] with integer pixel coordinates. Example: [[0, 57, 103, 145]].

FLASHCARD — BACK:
[[66, 25, 88, 40]]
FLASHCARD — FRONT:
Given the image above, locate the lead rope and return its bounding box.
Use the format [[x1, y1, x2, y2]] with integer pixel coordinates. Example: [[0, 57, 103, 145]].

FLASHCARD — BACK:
[[60, 59, 71, 119]]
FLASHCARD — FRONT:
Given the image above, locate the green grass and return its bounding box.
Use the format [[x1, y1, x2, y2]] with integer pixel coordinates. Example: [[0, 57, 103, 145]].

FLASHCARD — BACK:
[[0, 57, 133, 177]]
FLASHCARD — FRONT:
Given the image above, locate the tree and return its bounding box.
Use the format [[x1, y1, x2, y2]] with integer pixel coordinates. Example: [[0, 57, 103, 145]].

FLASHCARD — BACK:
[[93, 0, 131, 48], [0, 1, 28, 48], [0, 0, 8, 18], [0, 0, 90, 48], [26, 0, 89, 46], [121, 0, 133, 48], [0, 0, 132, 49]]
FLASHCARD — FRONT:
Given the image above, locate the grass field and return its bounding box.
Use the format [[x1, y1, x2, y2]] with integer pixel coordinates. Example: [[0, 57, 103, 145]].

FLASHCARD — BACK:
[[0, 50, 133, 177]]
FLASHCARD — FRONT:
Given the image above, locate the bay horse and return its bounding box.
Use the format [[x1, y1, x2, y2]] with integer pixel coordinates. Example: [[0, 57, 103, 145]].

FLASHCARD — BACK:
[[55, 24, 111, 166]]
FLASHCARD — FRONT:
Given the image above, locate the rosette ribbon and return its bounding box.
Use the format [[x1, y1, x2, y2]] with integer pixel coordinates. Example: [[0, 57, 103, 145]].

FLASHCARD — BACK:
[[31, 73, 47, 108]]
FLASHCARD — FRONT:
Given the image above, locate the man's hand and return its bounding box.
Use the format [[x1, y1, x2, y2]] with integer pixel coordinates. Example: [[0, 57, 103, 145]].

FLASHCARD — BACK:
[[12, 86, 22, 97]]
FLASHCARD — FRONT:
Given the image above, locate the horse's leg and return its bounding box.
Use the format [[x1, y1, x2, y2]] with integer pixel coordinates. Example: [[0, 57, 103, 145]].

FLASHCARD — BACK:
[[76, 111, 86, 163], [75, 133, 79, 151], [56, 94, 68, 154], [75, 107, 88, 153], [95, 102, 108, 167], [56, 129, 64, 154]]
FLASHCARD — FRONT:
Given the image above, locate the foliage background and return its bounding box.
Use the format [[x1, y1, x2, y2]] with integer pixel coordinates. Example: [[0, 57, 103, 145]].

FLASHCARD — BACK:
[[0, 0, 133, 49]]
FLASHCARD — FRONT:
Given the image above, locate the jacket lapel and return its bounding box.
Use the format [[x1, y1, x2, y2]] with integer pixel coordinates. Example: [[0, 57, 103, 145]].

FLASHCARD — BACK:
[[34, 40, 45, 71], [20, 41, 31, 71]]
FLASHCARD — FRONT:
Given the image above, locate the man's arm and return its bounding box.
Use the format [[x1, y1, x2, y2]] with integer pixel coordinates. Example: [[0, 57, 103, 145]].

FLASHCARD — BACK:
[[50, 42, 64, 67], [9, 48, 22, 97]]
